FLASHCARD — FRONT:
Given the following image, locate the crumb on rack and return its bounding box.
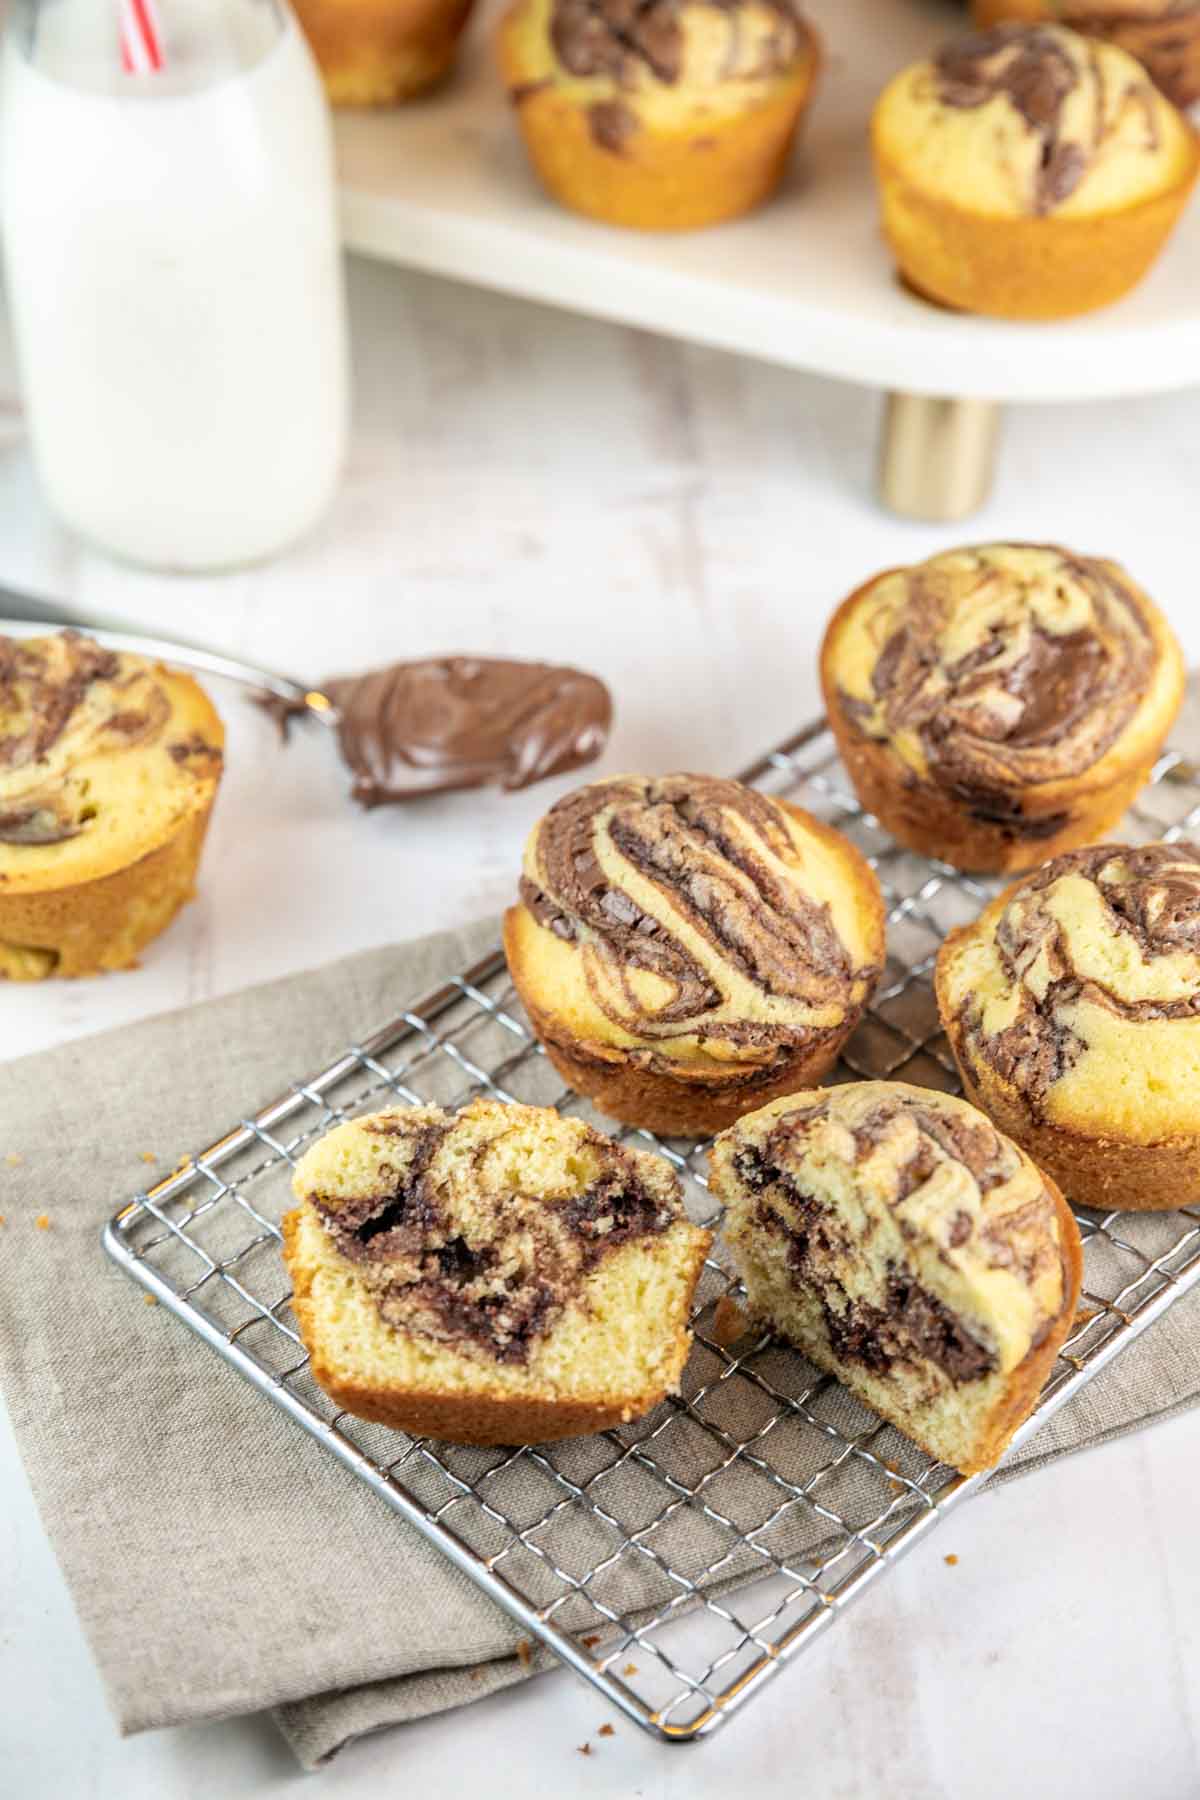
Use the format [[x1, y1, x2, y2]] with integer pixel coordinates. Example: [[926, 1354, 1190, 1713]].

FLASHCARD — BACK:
[[944, 1553, 958, 1567], [35, 1214, 50, 1230], [597, 1723, 614, 1738], [1074, 1303, 1101, 1328], [622, 1662, 638, 1676], [5, 1152, 23, 1168], [709, 1294, 749, 1350], [516, 1638, 533, 1669], [888, 1478, 905, 1494]]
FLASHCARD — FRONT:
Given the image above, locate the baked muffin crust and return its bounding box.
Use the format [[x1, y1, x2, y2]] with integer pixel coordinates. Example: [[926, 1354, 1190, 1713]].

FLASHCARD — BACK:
[[0, 631, 223, 978], [938, 843, 1200, 1216], [505, 773, 885, 1134], [821, 544, 1184, 872]]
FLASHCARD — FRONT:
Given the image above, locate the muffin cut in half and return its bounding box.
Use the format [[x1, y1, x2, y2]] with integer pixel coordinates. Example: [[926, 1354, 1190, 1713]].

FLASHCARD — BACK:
[[497, 0, 820, 230], [871, 23, 1198, 319], [972, 0, 1200, 110], [0, 630, 224, 980], [710, 1083, 1082, 1475], [938, 840, 1200, 1213], [283, 1098, 712, 1444], [505, 773, 885, 1137], [820, 542, 1184, 874]]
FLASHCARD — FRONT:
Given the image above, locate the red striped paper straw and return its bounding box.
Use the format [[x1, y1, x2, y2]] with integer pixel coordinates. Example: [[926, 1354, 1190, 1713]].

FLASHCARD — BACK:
[[119, 0, 166, 74]]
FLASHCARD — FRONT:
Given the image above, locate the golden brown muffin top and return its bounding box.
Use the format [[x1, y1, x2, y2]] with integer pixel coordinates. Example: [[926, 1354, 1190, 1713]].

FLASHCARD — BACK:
[[825, 543, 1182, 802], [0, 631, 223, 888], [293, 1098, 692, 1363], [873, 24, 1195, 218], [712, 1081, 1070, 1377], [516, 773, 882, 1070], [549, 0, 807, 89], [940, 841, 1200, 1140]]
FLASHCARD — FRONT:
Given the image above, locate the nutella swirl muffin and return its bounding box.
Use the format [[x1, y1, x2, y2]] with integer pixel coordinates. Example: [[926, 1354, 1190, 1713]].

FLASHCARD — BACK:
[[710, 1083, 1082, 1474], [938, 842, 1200, 1212], [292, 0, 477, 104], [0, 632, 223, 980], [972, 2, 1200, 110], [821, 543, 1185, 873], [504, 773, 885, 1136], [497, 0, 820, 230], [284, 1098, 711, 1443], [871, 24, 1199, 318]]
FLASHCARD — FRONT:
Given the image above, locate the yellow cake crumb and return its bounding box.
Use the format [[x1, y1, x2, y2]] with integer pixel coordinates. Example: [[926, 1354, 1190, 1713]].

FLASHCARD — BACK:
[[5, 1152, 23, 1167], [35, 1214, 50, 1230]]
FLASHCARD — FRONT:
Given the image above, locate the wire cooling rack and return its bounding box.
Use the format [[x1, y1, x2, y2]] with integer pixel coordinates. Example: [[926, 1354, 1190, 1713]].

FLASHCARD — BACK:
[[104, 717, 1200, 1743]]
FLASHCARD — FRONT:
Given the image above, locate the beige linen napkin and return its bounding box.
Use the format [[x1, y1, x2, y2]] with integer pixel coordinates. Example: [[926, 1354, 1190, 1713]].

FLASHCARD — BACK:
[[3, 915, 1200, 1770]]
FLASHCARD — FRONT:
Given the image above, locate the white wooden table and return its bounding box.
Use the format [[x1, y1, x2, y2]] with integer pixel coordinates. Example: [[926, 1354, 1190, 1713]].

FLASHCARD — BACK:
[[4, 253, 1200, 1798]]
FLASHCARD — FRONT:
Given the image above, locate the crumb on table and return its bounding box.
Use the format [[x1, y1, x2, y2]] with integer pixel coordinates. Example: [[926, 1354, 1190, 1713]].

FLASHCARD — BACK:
[[581, 1633, 601, 1648], [5, 1152, 23, 1168], [35, 1214, 50, 1230], [143, 1295, 158, 1307], [516, 1638, 533, 1669], [622, 1662, 638, 1676], [597, 1722, 614, 1738], [577, 1743, 591, 1756], [140, 1151, 157, 1165], [709, 1294, 749, 1350], [944, 1553, 958, 1567]]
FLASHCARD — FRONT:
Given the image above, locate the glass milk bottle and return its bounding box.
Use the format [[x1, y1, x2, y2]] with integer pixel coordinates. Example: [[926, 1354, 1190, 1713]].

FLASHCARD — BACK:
[[0, 0, 348, 570]]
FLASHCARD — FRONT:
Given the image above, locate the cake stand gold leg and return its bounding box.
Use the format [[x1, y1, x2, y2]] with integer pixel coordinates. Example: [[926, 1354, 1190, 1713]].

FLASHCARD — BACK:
[[877, 392, 1001, 522]]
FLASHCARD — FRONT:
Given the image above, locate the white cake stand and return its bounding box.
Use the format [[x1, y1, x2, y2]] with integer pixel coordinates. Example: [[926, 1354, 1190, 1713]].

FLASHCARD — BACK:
[[334, 0, 1200, 518]]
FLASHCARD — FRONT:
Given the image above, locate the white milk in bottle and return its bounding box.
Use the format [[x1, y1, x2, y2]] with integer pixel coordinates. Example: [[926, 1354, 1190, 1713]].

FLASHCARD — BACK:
[[0, 0, 348, 569]]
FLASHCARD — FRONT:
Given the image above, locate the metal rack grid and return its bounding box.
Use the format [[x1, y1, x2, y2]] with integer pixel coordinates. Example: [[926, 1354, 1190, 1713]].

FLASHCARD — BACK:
[[104, 718, 1200, 1743]]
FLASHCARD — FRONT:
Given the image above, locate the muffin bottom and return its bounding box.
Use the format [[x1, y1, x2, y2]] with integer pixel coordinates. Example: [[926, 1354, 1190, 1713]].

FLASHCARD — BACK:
[[0, 804, 215, 980], [512, 979, 855, 1138], [873, 148, 1199, 319], [971, 0, 1200, 110], [498, 18, 818, 231], [293, 0, 474, 104], [826, 717, 1156, 875]]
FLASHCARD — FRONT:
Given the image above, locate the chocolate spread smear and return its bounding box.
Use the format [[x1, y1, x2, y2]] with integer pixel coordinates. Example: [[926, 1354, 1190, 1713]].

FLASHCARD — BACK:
[[260, 656, 611, 808]]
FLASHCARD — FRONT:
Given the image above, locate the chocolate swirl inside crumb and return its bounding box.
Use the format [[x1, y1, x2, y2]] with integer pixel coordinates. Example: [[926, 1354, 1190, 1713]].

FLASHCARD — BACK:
[[729, 1085, 1067, 1380], [314, 1116, 679, 1362], [520, 773, 879, 1065], [838, 545, 1160, 816]]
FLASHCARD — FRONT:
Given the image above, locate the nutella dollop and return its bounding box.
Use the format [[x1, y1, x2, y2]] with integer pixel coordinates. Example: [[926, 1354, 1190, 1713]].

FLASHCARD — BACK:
[[270, 655, 611, 808]]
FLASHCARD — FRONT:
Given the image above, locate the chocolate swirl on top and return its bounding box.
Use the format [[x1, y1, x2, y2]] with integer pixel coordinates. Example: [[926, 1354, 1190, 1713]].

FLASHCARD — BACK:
[[932, 25, 1163, 215], [550, 0, 805, 89], [0, 631, 197, 848], [837, 545, 1159, 813], [718, 1083, 1068, 1377], [307, 1104, 684, 1364], [956, 841, 1200, 1108], [520, 773, 879, 1062]]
